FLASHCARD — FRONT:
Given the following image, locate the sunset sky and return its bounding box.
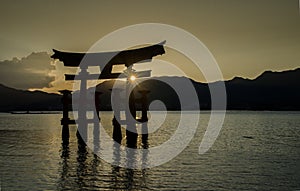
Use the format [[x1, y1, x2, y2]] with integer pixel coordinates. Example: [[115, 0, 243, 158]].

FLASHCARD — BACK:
[[0, 0, 299, 93]]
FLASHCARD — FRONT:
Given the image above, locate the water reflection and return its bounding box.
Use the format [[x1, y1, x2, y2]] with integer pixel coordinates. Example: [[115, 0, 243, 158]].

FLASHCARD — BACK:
[[141, 123, 149, 170], [59, 129, 70, 190], [2, 112, 299, 190], [62, 125, 69, 145], [142, 122, 149, 149], [75, 131, 88, 190], [93, 118, 100, 155], [58, 119, 150, 190], [111, 143, 123, 189]]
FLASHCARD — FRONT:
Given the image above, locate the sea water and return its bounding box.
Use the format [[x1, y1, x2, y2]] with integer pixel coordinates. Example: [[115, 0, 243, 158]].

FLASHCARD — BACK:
[[0, 111, 299, 190]]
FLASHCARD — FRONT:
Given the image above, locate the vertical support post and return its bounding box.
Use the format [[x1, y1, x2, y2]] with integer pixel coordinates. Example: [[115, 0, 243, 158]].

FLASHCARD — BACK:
[[60, 90, 72, 142], [138, 90, 150, 122], [77, 66, 88, 143], [126, 90, 137, 148], [60, 90, 72, 125], [95, 91, 102, 119], [111, 88, 123, 143], [112, 117, 122, 144], [129, 90, 137, 121], [93, 91, 102, 151], [138, 90, 150, 148], [125, 66, 137, 148]]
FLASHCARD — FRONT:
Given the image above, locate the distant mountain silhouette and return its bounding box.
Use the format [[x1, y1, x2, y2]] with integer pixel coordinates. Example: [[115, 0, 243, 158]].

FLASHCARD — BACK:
[[95, 68, 300, 110], [0, 84, 61, 112], [1, 68, 299, 112], [225, 69, 300, 110]]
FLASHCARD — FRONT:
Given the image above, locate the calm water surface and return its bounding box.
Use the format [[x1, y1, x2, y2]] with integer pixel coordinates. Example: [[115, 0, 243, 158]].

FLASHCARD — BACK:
[[0, 111, 299, 190]]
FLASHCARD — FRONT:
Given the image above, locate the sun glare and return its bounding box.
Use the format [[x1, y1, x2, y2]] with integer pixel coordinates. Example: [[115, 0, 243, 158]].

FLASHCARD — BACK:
[[130, 75, 136, 81]]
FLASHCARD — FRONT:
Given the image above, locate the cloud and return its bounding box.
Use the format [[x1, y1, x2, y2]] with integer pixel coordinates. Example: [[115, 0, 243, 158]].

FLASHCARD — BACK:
[[0, 52, 55, 90], [35, 60, 76, 93]]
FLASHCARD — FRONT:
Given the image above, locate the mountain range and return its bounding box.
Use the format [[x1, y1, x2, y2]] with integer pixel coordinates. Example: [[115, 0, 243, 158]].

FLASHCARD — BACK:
[[0, 68, 299, 112], [0, 84, 62, 112]]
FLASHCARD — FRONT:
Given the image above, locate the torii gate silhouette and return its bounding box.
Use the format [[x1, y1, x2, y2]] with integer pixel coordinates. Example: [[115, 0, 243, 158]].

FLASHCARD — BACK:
[[51, 42, 165, 146]]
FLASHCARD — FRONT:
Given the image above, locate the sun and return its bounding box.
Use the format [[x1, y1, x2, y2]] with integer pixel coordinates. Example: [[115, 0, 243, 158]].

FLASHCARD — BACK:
[[130, 75, 136, 81]]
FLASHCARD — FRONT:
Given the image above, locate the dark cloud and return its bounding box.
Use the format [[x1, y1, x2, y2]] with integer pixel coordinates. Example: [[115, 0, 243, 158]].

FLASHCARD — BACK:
[[0, 52, 55, 90]]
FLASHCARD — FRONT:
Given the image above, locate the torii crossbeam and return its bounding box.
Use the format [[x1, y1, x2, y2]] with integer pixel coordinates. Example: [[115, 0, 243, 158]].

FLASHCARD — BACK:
[[51, 42, 165, 79]]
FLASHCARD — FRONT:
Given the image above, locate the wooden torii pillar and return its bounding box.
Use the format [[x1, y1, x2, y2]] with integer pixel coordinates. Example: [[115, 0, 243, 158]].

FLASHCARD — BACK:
[[138, 90, 151, 122], [110, 88, 123, 143], [59, 90, 72, 142], [51, 42, 165, 143]]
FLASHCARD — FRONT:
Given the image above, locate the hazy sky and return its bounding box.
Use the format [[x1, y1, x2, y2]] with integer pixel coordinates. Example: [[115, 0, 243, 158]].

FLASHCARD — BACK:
[[0, 0, 299, 92]]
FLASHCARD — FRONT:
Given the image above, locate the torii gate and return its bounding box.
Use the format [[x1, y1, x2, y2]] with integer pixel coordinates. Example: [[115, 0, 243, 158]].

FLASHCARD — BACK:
[[51, 42, 165, 146]]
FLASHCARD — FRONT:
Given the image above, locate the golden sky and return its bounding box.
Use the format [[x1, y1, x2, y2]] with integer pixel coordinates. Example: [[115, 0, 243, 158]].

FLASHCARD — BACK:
[[0, 0, 299, 93]]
